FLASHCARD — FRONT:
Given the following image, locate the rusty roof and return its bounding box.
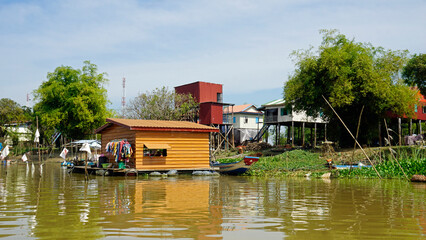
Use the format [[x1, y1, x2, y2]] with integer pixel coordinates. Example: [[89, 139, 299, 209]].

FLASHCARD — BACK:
[[224, 104, 262, 114], [95, 118, 219, 133]]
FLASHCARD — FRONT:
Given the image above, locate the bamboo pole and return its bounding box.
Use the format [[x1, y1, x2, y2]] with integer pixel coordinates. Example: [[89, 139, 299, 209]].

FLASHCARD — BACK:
[[379, 120, 382, 146], [36, 116, 41, 164], [322, 96, 382, 178], [350, 105, 364, 172], [314, 123, 317, 148], [398, 118, 402, 146], [383, 119, 409, 181]]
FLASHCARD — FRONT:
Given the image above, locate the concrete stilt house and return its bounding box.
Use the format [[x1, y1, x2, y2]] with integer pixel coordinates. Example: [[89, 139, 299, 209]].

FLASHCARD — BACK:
[[95, 118, 219, 171]]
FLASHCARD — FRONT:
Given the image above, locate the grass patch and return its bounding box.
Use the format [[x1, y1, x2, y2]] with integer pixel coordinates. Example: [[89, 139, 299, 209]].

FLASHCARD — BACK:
[[246, 150, 325, 177], [214, 146, 426, 179]]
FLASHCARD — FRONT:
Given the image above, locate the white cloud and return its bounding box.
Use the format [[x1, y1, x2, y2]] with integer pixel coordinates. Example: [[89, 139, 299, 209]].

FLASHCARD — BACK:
[[0, 0, 425, 107]]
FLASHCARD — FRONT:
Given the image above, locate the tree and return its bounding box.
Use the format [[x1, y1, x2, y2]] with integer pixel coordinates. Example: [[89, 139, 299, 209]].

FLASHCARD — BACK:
[[0, 98, 31, 137], [284, 30, 417, 146], [33, 61, 109, 140], [402, 53, 426, 95], [125, 87, 199, 121]]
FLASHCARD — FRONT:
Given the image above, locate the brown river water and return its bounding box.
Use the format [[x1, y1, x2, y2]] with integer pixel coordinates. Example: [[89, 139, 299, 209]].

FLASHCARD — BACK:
[[0, 162, 424, 239]]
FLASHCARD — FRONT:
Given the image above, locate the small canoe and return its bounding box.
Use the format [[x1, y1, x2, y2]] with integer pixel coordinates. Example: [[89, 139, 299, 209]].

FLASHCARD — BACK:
[[333, 164, 372, 169], [212, 156, 259, 175]]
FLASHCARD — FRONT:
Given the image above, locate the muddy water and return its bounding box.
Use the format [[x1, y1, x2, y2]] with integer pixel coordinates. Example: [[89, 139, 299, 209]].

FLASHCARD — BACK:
[[0, 162, 424, 239]]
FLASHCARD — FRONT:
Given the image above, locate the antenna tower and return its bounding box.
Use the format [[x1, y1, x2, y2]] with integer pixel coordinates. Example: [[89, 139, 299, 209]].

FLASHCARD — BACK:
[[122, 77, 126, 114]]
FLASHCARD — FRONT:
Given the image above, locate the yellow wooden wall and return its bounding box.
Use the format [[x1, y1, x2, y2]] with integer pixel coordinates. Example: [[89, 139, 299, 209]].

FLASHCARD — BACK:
[[134, 131, 211, 170], [100, 124, 136, 166]]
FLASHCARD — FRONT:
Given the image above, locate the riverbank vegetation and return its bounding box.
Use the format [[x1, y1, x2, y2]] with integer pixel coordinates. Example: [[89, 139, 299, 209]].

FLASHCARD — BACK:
[[215, 146, 426, 179], [284, 30, 417, 147]]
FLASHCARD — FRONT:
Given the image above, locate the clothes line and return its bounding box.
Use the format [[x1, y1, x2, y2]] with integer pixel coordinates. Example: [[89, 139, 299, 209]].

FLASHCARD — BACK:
[[105, 139, 133, 162]]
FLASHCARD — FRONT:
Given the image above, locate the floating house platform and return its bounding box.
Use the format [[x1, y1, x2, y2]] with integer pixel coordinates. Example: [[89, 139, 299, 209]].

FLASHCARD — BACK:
[[69, 165, 218, 176], [94, 118, 219, 172]]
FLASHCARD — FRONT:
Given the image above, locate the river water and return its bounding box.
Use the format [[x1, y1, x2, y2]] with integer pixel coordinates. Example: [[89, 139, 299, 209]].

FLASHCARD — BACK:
[[0, 162, 424, 239]]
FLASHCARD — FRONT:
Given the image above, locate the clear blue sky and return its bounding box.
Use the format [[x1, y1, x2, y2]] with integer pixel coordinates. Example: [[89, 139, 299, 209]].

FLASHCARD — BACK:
[[1, 0, 425, 111]]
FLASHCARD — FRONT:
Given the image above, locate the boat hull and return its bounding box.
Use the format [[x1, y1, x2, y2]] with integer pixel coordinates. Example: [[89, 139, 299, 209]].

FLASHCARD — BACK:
[[212, 156, 259, 175]]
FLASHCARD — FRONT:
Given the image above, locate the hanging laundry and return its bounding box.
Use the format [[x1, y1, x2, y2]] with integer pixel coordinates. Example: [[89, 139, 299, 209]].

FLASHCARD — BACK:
[[105, 139, 133, 162]]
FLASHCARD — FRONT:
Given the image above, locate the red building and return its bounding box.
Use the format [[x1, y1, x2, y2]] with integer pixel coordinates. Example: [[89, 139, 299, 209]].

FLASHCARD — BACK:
[[388, 93, 426, 121], [414, 95, 426, 121], [175, 81, 223, 125]]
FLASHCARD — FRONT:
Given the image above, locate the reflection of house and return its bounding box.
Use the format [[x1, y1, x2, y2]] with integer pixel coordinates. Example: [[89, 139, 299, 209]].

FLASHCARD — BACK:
[[4, 122, 32, 144], [256, 99, 328, 146], [223, 104, 263, 144], [99, 179, 223, 239], [95, 118, 218, 170]]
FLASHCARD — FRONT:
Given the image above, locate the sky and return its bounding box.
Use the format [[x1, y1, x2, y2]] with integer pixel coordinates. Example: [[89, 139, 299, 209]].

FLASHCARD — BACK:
[[1, 0, 425, 112]]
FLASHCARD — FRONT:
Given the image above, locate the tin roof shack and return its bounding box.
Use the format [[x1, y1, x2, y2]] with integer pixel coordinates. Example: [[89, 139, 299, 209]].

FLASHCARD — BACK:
[[95, 118, 219, 171]]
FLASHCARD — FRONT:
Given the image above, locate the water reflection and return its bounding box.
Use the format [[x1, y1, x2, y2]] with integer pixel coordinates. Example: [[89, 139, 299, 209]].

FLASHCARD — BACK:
[[0, 163, 424, 239]]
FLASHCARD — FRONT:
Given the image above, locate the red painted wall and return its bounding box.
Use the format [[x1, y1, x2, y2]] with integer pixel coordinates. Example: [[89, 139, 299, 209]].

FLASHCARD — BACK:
[[198, 82, 222, 103], [387, 95, 426, 121], [175, 81, 222, 103], [415, 97, 426, 120], [175, 81, 224, 125], [175, 82, 201, 102], [199, 102, 223, 125]]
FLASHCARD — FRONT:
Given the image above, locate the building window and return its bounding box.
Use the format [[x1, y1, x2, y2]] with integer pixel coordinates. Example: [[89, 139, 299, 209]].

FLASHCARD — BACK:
[[423, 106, 426, 114], [256, 117, 259, 123], [143, 148, 167, 157], [217, 93, 223, 103], [244, 117, 248, 124], [233, 117, 236, 123], [280, 108, 287, 116]]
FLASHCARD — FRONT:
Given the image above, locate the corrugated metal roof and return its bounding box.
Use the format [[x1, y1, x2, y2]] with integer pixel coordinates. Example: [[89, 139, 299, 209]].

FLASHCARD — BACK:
[[97, 118, 219, 132], [262, 98, 286, 106], [224, 104, 262, 114]]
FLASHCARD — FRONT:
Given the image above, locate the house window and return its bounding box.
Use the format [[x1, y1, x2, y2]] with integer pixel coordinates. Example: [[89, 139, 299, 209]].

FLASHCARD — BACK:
[[423, 106, 426, 114], [415, 104, 418, 113], [256, 117, 259, 123], [244, 117, 248, 124], [144, 148, 167, 157], [280, 108, 287, 116], [233, 117, 236, 123], [217, 93, 223, 103]]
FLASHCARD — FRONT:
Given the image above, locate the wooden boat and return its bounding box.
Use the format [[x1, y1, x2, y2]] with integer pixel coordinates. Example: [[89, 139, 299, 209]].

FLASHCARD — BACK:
[[212, 156, 259, 175]]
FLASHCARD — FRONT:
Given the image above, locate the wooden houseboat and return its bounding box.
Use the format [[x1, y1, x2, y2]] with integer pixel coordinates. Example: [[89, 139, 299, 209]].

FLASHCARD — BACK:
[[95, 118, 219, 171]]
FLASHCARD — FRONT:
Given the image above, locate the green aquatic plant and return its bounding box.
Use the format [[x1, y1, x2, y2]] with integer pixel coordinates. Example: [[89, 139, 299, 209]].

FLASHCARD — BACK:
[[336, 157, 426, 179]]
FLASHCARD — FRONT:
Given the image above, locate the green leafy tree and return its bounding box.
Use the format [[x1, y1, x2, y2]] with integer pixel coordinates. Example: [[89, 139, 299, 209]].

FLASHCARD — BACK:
[[402, 53, 426, 95], [0, 98, 30, 137], [125, 86, 199, 121], [33, 61, 109, 140], [284, 30, 417, 146]]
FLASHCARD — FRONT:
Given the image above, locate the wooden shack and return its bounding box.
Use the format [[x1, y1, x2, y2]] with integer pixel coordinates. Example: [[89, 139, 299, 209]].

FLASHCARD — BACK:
[[95, 118, 219, 171]]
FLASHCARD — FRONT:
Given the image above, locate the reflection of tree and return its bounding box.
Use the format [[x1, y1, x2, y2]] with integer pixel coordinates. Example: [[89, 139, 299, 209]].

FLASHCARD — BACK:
[[215, 177, 424, 239], [255, 178, 425, 239], [0, 163, 103, 239], [1, 165, 424, 239]]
